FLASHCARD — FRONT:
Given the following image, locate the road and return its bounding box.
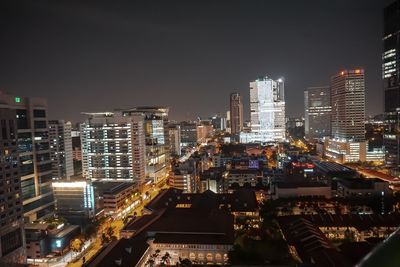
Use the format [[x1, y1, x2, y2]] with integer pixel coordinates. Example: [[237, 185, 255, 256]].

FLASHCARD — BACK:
[[65, 182, 164, 267]]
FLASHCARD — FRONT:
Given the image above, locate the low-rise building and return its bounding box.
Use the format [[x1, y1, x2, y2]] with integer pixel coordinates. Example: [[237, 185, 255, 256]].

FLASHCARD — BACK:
[[200, 167, 226, 193], [85, 207, 234, 266], [272, 181, 331, 200], [93, 181, 135, 217], [52, 180, 98, 226], [169, 169, 195, 193], [142, 188, 259, 221], [25, 223, 80, 260], [336, 178, 390, 198], [226, 169, 260, 188]]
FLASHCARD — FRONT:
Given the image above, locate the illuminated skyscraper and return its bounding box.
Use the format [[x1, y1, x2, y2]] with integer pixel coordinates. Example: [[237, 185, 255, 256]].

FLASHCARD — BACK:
[[331, 69, 365, 141], [324, 70, 384, 164], [304, 86, 331, 139], [81, 112, 146, 184], [229, 93, 243, 135], [124, 107, 169, 184], [383, 0, 400, 173], [241, 76, 285, 143], [49, 120, 74, 180]]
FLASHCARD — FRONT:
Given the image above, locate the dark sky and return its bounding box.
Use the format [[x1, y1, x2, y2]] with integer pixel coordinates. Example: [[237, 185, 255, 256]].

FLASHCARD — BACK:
[[0, 0, 385, 123]]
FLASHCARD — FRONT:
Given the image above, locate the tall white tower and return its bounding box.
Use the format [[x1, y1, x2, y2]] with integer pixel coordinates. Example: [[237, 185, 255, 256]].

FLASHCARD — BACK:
[[247, 76, 286, 143]]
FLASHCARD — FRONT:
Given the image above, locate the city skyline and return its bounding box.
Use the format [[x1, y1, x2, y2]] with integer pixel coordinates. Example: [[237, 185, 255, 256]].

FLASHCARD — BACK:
[[1, 1, 400, 266], [0, 0, 385, 122]]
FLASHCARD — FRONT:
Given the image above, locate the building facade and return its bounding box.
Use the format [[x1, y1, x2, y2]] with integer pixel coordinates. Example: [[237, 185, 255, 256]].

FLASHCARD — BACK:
[[304, 86, 331, 139], [168, 124, 181, 156], [180, 121, 198, 147], [196, 123, 213, 143], [229, 93, 243, 135], [52, 180, 96, 225], [124, 107, 170, 184], [331, 69, 365, 142], [383, 0, 400, 174], [241, 76, 285, 143], [81, 112, 146, 184], [324, 70, 380, 163], [210, 115, 226, 131], [0, 92, 55, 222], [0, 107, 26, 264], [49, 120, 74, 180]]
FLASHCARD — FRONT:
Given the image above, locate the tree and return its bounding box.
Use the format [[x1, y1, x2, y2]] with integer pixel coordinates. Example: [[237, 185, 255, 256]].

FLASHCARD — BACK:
[[84, 223, 97, 240], [101, 226, 117, 245], [146, 249, 160, 267], [178, 257, 192, 266], [70, 237, 84, 253], [160, 252, 171, 266]]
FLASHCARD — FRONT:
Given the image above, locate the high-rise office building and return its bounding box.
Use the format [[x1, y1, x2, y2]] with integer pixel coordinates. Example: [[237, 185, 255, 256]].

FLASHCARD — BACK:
[[210, 115, 226, 131], [197, 122, 214, 143], [324, 70, 384, 163], [49, 120, 74, 180], [304, 86, 332, 139], [331, 69, 365, 141], [383, 0, 400, 173], [0, 107, 25, 263], [241, 76, 285, 143], [180, 121, 198, 147], [168, 124, 181, 156], [229, 93, 243, 135], [81, 111, 146, 184], [0, 92, 54, 222], [124, 107, 169, 184]]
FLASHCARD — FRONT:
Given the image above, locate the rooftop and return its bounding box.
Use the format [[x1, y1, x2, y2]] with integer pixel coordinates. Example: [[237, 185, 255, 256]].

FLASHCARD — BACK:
[[278, 213, 400, 232], [144, 188, 258, 213], [276, 181, 329, 189], [93, 181, 135, 194], [337, 177, 387, 190]]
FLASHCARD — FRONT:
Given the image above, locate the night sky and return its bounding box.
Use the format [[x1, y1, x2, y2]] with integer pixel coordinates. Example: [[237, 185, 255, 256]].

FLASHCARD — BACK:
[[0, 0, 386, 123]]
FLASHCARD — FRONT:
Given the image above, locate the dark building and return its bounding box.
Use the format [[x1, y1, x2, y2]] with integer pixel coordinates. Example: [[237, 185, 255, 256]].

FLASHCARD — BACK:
[[0, 107, 25, 263], [210, 115, 226, 131], [286, 117, 305, 140], [84, 189, 240, 266], [229, 92, 243, 135], [383, 0, 400, 174], [365, 115, 385, 151], [304, 86, 331, 139], [180, 121, 197, 146]]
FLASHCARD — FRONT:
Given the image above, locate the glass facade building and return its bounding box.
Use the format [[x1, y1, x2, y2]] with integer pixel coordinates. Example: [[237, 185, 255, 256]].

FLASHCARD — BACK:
[[49, 120, 74, 180], [0, 106, 25, 264], [304, 86, 331, 139], [383, 0, 400, 174], [0, 92, 54, 223]]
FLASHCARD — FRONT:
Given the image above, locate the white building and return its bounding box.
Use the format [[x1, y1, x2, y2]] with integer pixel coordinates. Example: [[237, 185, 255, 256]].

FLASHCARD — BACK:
[[240, 76, 285, 143], [49, 120, 74, 180], [81, 112, 146, 184]]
